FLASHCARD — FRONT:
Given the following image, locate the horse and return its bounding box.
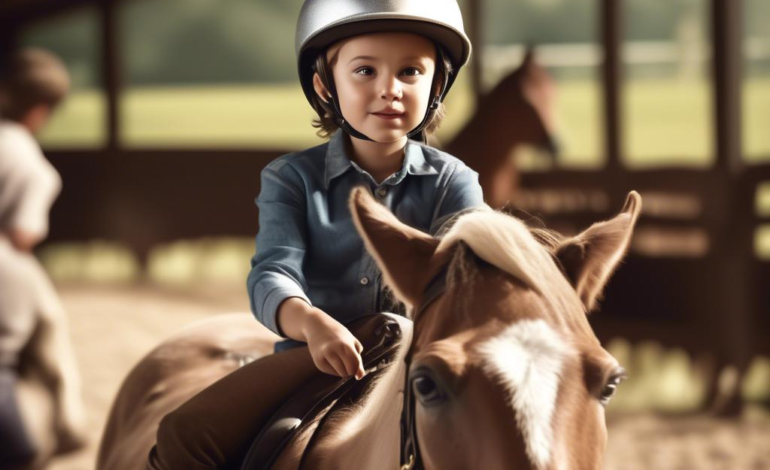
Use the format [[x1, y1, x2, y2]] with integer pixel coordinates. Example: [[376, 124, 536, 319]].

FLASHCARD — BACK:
[[98, 187, 641, 470], [443, 47, 559, 209], [0, 239, 86, 470]]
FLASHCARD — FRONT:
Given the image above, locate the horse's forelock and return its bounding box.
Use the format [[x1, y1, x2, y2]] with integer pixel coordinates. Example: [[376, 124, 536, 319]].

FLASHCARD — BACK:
[[437, 210, 580, 316], [432, 212, 593, 470]]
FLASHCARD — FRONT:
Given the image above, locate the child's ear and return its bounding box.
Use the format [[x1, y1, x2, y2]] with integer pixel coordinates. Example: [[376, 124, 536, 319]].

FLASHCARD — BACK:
[[312, 73, 331, 104]]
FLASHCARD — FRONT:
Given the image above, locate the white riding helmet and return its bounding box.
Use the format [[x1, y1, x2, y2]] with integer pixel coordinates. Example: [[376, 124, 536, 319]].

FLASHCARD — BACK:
[[295, 0, 472, 142]]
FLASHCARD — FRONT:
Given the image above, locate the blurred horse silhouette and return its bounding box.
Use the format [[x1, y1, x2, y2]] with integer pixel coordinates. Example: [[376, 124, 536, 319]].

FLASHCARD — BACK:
[[443, 47, 559, 209]]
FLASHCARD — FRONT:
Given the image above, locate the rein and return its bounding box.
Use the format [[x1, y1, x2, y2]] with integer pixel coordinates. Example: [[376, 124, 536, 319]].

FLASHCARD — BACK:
[[296, 320, 403, 469], [252, 267, 447, 470], [399, 266, 448, 470]]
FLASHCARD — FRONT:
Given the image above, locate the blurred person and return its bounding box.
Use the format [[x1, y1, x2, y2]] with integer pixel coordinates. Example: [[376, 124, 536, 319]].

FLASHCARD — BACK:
[[0, 47, 86, 469]]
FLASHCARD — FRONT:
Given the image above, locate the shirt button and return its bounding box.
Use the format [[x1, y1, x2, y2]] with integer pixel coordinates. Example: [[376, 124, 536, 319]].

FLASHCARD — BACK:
[[360, 277, 369, 286], [376, 187, 388, 198]]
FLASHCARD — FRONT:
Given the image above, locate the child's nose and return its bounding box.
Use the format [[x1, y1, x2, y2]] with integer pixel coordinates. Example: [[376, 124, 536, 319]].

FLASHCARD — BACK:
[[379, 75, 403, 101]]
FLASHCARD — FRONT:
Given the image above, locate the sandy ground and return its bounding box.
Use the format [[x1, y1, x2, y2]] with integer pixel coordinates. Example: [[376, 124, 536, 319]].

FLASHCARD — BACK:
[[47, 283, 252, 470], [42, 283, 770, 470]]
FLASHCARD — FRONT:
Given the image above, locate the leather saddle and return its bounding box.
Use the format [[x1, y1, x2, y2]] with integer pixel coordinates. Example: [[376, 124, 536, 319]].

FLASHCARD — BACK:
[[237, 313, 406, 470]]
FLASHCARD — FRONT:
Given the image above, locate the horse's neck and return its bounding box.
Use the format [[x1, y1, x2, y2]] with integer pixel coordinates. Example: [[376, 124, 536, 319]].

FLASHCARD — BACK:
[[446, 104, 526, 175], [313, 320, 413, 470], [324, 361, 406, 469]]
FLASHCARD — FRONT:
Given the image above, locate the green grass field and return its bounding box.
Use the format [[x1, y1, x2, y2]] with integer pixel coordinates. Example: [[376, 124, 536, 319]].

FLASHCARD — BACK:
[[38, 77, 770, 168]]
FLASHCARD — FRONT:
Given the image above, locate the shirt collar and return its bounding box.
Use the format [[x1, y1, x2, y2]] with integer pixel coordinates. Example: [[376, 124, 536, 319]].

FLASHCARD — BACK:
[[324, 131, 438, 189]]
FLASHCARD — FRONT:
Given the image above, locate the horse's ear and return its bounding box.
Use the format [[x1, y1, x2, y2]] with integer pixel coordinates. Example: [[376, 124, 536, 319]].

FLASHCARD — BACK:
[[555, 191, 642, 312], [349, 187, 440, 309]]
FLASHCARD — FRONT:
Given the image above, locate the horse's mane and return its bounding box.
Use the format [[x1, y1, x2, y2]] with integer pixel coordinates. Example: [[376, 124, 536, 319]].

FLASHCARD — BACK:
[[435, 207, 584, 323]]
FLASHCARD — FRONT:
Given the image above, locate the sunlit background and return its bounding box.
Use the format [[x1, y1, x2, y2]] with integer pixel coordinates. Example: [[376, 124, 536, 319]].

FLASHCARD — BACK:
[[31, 0, 770, 159], [2, 0, 769, 468]]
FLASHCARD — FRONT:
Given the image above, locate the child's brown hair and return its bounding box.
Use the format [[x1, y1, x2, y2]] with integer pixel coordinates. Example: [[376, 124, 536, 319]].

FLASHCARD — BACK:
[[0, 48, 70, 121], [309, 42, 453, 140]]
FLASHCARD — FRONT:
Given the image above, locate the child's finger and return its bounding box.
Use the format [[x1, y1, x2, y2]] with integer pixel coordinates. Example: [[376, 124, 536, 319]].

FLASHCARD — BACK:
[[354, 339, 364, 354], [354, 351, 366, 381], [317, 357, 338, 377], [326, 354, 348, 378], [340, 348, 359, 378]]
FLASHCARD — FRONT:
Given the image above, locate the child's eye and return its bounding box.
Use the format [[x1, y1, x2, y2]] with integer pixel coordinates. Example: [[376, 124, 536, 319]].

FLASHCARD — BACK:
[[402, 67, 422, 77], [355, 67, 375, 76]]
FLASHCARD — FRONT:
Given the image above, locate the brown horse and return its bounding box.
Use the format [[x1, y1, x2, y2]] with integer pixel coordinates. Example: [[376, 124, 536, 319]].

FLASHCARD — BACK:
[[444, 48, 558, 209], [98, 188, 641, 470]]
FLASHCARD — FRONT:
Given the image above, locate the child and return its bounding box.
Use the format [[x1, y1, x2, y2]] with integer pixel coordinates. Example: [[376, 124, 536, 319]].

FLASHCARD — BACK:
[[247, 0, 483, 380], [0, 47, 85, 468], [147, 1, 482, 467]]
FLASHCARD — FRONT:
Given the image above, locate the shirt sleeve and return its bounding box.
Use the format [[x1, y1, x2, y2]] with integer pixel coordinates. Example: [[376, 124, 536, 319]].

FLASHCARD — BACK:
[[429, 162, 486, 236], [9, 164, 61, 239], [246, 159, 312, 337], [1, 130, 61, 240]]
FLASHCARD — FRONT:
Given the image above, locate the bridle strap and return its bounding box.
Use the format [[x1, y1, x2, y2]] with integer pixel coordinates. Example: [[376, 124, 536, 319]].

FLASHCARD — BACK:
[[314, 53, 374, 142], [399, 266, 448, 470], [400, 351, 420, 470], [405, 46, 450, 145]]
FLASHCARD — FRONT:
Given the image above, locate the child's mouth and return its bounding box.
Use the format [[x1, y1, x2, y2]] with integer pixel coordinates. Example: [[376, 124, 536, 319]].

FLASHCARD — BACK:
[[372, 113, 404, 120]]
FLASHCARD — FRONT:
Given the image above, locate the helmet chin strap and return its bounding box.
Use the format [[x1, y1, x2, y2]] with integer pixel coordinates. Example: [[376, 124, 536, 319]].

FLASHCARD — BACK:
[[314, 53, 373, 142], [313, 46, 450, 145]]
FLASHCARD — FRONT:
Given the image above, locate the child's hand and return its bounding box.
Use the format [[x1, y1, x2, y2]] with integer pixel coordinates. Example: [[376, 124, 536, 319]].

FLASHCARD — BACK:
[[303, 310, 366, 380]]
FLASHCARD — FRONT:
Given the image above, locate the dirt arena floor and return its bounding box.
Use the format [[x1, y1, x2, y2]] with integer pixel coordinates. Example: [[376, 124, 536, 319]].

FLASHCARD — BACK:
[[45, 283, 770, 470]]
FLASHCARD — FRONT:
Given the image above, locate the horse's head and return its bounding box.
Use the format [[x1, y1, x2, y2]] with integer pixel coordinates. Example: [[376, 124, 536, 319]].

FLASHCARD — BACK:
[[469, 47, 559, 209], [350, 188, 641, 470], [485, 47, 559, 157]]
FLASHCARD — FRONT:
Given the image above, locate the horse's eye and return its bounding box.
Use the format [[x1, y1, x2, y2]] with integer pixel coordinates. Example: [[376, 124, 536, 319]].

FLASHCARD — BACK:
[[600, 374, 625, 406], [412, 375, 445, 406]]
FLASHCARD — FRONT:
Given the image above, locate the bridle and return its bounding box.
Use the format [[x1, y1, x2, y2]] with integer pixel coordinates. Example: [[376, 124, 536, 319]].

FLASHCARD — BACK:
[[399, 266, 448, 470]]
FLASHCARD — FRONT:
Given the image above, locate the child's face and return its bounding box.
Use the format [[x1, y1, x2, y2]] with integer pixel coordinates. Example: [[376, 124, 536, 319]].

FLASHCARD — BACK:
[[319, 32, 437, 143]]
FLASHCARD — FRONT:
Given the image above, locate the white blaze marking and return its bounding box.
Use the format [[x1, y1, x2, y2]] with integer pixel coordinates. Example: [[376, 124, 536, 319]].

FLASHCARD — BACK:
[[475, 319, 572, 470]]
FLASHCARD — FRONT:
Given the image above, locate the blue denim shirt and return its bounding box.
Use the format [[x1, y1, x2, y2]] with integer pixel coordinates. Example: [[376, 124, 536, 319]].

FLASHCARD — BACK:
[[247, 130, 484, 352]]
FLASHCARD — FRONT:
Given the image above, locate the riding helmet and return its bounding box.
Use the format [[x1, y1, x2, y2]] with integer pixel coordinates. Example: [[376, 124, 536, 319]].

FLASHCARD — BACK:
[[295, 0, 472, 142]]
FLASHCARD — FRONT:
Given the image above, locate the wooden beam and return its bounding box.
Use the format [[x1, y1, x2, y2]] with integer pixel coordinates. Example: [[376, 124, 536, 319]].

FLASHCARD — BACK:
[[709, 0, 754, 399], [467, 0, 483, 101], [712, 0, 743, 174], [0, 27, 20, 65], [100, 0, 120, 150], [601, 0, 622, 172]]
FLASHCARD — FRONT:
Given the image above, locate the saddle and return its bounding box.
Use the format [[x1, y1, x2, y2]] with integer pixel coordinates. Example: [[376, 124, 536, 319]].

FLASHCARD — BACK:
[[238, 313, 405, 470]]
